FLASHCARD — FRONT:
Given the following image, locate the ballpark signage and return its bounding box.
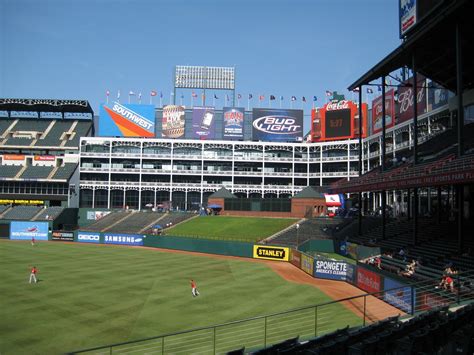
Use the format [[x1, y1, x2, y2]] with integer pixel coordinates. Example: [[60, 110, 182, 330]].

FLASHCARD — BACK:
[[384, 277, 414, 313], [372, 89, 395, 134], [319, 100, 365, 141], [399, 0, 417, 37], [397, 75, 426, 124], [252, 108, 303, 142], [314, 260, 348, 281], [162, 105, 186, 138], [428, 81, 449, 110], [77, 232, 100, 243], [52, 231, 74, 241], [99, 102, 155, 137], [104, 233, 144, 246], [290, 249, 302, 268], [192, 107, 216, 139], [301, 254, 314, 275], [10, 222, 49, 240], [223, 107, 244, 140], [356, 267, 381, 293], [253, 245, 289, 261]]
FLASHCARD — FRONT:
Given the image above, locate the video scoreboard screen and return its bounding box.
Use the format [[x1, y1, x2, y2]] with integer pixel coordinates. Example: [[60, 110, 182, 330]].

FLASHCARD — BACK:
[[325, 108, 351, 139]]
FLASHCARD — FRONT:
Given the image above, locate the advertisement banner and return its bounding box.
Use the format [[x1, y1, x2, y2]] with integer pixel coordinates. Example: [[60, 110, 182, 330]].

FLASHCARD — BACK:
[[253, 245, 289, 261], [3, 154, 25, 161], [314, 259, 347, 281], [104, 233, 144, 246], [372, 89, 395, 134], [77, 232, 101, 243], [192, 107, 216, 139], [10, 221, 49, 240], [86, 211, 111, 221], [356, 267, 381, 293], [384, 277, 414, 313], [418, 291, 450, 311], [400, 0, 417, 37], [222, 107, 245, 140], [345, 263, 356, 284], [397, 75, 427, 124], [52, 231, 74, 241], [0, 199, 43, 205], [34, 155, 55, 161], [310, 108, 322, 142], [428, 81, 449, 111], [290, 249, 302, 268], [99, 102, 155, 137], [301, 253, 314, 275], [162, 105, 186, 138], [252, 108, 303, 142]]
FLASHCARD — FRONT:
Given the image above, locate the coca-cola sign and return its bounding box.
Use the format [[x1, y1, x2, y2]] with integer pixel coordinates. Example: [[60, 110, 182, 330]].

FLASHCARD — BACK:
[[326, 100, 350, 111], [397, 75, 427, 124]]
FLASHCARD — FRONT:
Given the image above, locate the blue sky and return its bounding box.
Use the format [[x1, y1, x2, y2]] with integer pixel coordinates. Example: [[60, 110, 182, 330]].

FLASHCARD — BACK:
[[1, 0, 401, 128]]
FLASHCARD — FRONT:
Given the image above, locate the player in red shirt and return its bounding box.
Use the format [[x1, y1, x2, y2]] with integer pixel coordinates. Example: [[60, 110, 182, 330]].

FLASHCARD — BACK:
[[190, 279, 199, 297], [29, 266, 38, 284], [31, 237, 35, 246]]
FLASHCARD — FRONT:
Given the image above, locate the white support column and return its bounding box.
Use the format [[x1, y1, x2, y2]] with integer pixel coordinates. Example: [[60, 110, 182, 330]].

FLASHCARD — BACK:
[[392, 131, 396, 159], [427, 187, 431, 214], [123, 188, 126, 209], [92, 187, 95, 209], [379, 136, 382, 166], [185, 189, 188, 211], [291, 145, 295, 193], [306, 147, 310, 186], [107, 140, 112, 209], [138, 141, 143, 211], [154, 189, 157, 208], [428, 117, 431, 135], [319, 146, 323, 186], [409, 123, 413, 150], [347, 142, 350, 181], [367, 142, 371, 171]]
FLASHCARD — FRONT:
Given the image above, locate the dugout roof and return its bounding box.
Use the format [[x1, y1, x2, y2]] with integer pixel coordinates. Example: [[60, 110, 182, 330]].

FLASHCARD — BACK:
[[348, 0, 474, 92]]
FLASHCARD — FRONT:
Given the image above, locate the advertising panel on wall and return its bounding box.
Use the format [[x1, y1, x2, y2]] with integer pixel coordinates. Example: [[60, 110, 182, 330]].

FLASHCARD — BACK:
[[99, 102, 155, 137], [314, 259, 348, 281], [356, 266, 381, 293], [310, 108, 322, 142], [397, 75, 427, 124], [253, 245, 289, 261], [162, 105, 186, 138], [318, 100, 365, 141], [252, 108, 303, 142], [222, 107, 245, 140], [290, 249, 302, 268], [428, 81, 449, 111], [301, 253, 314, 275], [384, 277, 414, 314], [10, 221, 49, 240], [104, 233, 144, 246], [192, 107, 216, 139], [372, 89, 395, 134], [399, 0, 417, 37], [52, 231, 74, 241], [77, 232, 101, 243], [345, 263, 356, 284], [86, 211, 111, 221]]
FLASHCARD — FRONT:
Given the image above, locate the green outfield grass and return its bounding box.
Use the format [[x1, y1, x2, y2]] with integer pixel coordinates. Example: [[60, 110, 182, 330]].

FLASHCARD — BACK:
[[164, 216, 297, 242], [0, 241, 361, 355]]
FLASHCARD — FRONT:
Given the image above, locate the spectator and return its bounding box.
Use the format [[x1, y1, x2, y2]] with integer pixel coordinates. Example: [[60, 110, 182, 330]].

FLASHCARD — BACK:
[[375, 256, 382, 269], [437, 275, 454, 292], [398, 248, 407, 261], [399, 260, 416, 277]]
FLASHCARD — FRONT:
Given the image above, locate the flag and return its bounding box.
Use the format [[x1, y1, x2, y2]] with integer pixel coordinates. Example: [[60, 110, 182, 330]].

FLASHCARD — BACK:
[[192, 91, 197, 98], [129, 91, 135, 96], [226, 94, 229, 101], [302, 96, 306, 102], [248, 94, 253, 99], [270, 95, 276, 100], [280, 95, 284, 101], [138, 92, 142, 99], [367, 88, 374, 94], [117, 90, 121, 99], [214, 94, 218, 99], [160, 91, 163, 98], [378, 86, 382, 92], [325, 90, 332, 96], [352, 87, 360, 92], [237, 94, 242, 99], [259, 95, 264, 101], [106, 90, 110, 96], [181, 94, 184, 99], [291, 96, 296, 101], [150, 90, 157, 97], [313, 96, 318, 101]]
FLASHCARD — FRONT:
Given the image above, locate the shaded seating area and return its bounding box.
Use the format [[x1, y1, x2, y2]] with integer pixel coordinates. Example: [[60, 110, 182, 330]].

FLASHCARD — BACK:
[[33, 207, 64, 221], [106, 211, 164, 234], [2, 205, 42, 220]]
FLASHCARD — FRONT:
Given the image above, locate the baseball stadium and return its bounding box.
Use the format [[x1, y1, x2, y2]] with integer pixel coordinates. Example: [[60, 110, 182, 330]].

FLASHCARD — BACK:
[[2, 1, 474, 354]]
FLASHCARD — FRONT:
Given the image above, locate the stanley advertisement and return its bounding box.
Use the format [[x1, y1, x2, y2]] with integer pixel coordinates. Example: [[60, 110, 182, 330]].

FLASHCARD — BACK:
[[253, 245, 289, 261]]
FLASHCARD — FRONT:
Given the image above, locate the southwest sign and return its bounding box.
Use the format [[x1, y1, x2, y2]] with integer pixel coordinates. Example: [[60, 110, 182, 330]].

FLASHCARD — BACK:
[[99, 102, 155, 137], [253, 245, 289, 261]]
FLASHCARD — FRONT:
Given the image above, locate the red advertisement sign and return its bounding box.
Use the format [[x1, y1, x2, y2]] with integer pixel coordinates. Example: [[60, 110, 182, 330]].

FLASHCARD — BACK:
[[3, 154, 25, 161], [290, 249, 301, 268], [397, 75, 427, 124], [310, 108, 322, 142], [34, 155, 55, 161], [356, 267, 381, 293], [372, 89, 395, 134]]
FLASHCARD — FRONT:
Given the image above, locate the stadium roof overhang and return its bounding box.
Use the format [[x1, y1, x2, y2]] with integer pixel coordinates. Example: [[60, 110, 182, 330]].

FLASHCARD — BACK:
[[348, 0, 474, 92], [0, 99, 94, 114]]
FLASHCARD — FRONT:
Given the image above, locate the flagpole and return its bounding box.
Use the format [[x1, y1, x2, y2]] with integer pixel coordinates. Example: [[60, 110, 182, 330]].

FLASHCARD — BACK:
[[237, 97, 240, 107], [160, 96, 162, 108], [247, 97, 250, 111], [106, 94, 109, 104], [269, 97, 271, 108], [149, 95, 152, 105], [279, 98, 282, 109], [290, 100, 293, 109], [128, 94, 131, 104], [191, 94, 194, 108]]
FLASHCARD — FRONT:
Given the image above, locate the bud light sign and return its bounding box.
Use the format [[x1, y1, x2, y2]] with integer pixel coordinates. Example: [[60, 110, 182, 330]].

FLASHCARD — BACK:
[[104, 233, 144, 246], [252, 109, 303, 142]]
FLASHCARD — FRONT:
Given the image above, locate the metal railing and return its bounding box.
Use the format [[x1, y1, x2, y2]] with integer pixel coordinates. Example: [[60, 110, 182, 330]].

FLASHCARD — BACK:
[[70, 270, 474, 355]]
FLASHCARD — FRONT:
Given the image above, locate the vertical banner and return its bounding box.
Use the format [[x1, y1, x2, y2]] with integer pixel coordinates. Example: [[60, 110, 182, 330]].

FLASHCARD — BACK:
[[222, 107, 245, 140], [372, 89, 395, 134], [162, 105, 186, 138], [99, 102, 155, 137], [400, 0, 417, 37], [301, 253, 314, 275], [192, 107, 216, 139], [397, 75, 427, 124], [290, 249, 302, 268], [356, 266, 381, 293], [310, 108, 322, 142]]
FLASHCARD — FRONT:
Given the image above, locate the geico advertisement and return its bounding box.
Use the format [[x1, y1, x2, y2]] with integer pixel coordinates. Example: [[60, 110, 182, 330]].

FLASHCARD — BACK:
[[253, 245, 289, 261], [77, 232, 101, 243], [104, 233, 144, 246]]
